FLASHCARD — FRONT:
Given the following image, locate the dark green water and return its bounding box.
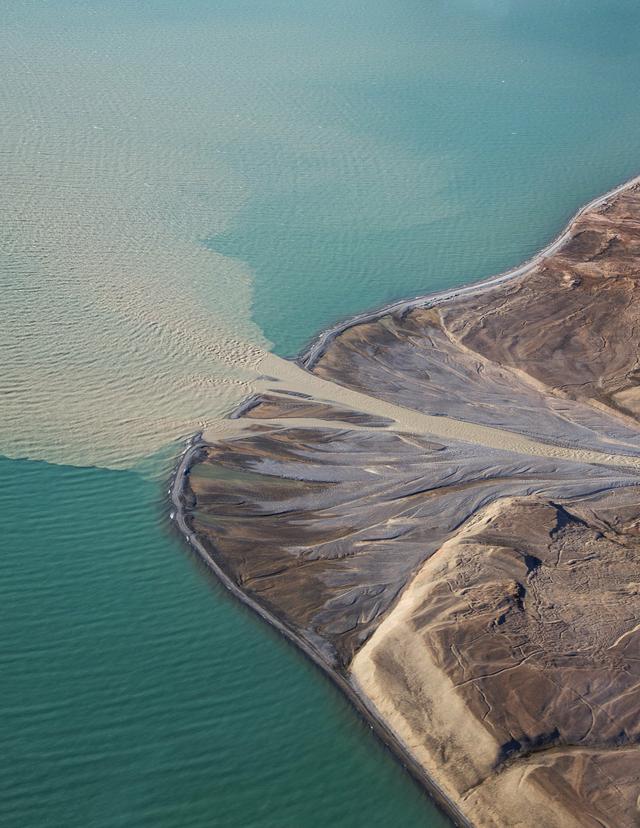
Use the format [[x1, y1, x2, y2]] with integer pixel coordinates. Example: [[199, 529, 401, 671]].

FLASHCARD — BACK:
[[1, 456, 448, 827]]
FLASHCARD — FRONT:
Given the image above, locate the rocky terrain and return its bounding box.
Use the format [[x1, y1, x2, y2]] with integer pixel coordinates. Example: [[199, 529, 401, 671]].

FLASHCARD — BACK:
[[177, 180, 640, 826]]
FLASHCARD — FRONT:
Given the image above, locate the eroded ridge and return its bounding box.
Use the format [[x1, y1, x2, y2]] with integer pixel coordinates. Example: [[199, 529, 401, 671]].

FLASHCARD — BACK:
[[176, 180, 640, 827]]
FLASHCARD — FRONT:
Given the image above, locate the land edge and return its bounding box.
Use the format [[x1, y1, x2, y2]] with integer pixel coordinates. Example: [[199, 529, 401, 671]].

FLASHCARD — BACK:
[[169, 433, 472, 828], [169, 171, 640, 828], [299, 172, 640, 370]]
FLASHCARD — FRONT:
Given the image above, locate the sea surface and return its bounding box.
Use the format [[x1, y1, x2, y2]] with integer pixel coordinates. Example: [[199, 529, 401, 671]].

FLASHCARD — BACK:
[[2, 0, 640, 825]]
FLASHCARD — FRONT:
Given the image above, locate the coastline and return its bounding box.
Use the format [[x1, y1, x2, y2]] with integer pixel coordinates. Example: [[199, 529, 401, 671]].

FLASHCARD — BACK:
[[169, 434, 472, 828], [170, 171, 640, 828], [299, 172, 640, 370]]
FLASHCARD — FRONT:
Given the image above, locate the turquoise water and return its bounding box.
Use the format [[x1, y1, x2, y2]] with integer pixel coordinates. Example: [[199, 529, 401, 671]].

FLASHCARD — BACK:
[[210, 0, 640, 354], [1, 456, 448, 828], [2, 0, 640, 826]]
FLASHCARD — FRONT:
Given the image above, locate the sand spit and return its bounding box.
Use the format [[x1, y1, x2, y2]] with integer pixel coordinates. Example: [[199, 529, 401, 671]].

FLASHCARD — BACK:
[[174, 175, 640, 826]]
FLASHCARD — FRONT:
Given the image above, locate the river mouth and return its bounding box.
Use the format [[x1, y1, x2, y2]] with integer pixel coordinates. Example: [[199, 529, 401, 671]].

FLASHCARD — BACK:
[[177, 179, 640, 827], [4, 1, 640, 826]]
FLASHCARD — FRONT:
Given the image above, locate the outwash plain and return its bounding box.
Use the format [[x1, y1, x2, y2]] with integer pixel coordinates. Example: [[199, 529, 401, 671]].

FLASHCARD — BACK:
[[174, 177, 640, 827]]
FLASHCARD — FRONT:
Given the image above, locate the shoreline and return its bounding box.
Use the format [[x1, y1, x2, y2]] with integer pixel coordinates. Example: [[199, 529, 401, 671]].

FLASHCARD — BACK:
[[170, 171, 640, 828], [299, 172, 640, 370], [169, 434, 472, 828]]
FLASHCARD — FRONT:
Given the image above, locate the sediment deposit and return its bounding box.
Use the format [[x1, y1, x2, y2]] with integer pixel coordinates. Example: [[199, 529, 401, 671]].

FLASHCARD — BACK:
[[175, 179, 640, 826]]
